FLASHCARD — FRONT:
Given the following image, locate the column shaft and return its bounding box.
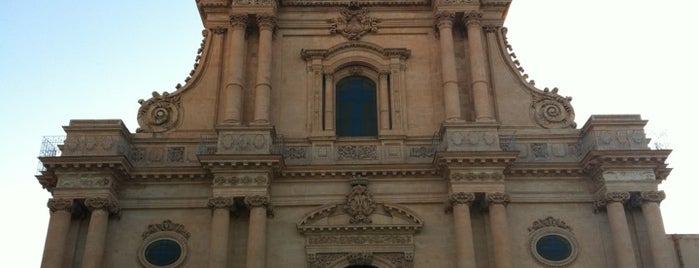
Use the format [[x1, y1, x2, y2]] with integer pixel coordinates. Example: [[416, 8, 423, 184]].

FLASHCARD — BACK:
[[224, 15, 248, 124], [379, 72, 390, 130], [253, 15, 275, 124], [323, 74, 334, 130], [453, 204, 477, 268], [465, 13, 495, 121], [640, 191, 676, 268], [80, 209, 109, 268], [606, 201, 637, 268], [41, 199, 73, 268], [209, 208, 231, 268], [435, 12, 462, 122], [246, 206, 267, 268], [489, 203, 512, 268]]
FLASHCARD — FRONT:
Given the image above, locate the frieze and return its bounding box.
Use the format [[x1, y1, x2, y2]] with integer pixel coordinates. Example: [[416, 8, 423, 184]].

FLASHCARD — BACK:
[[308, 234, 412, 245], [382, 252, 414, 268], [602, 170, 655, 181], [408, 146, 435, 158], [450, 172, 504, 181], [531, 143, 548, 159], [337, 145, 377, 160], [591, 130, 648, 150], [136, 91, 181, 133], [219, 134, 270, 154], [284, 146, 308, 160], [62, 135, 125, 156], [231, 0, 277, 6], [330, 2, 379, 40], [308, 253, 345, 268], [282, 0, 430, 6], [141, 219, 191, 240], [347, 252, 373, 265], [167, 147, 185, 163], [212, 174, 269, 186], [57, 176, 112, 188], [444, 130, 499, 151], [440, 0, 472, 4], [528, 216, 572, 232]]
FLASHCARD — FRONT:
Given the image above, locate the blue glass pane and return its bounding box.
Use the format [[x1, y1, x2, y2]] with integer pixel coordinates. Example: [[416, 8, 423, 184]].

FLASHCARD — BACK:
[[336, 76, 378, 137], [145, 239, 182, 266], [536, 234, 572, 262]]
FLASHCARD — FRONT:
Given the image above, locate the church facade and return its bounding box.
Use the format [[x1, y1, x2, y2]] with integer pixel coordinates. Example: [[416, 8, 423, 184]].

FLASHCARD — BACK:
[[37, 0, 699, 267]]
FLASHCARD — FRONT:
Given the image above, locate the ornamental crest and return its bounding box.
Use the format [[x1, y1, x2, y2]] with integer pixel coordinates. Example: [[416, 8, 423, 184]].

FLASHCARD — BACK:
[[330, 2, 379, 40], [343, 177, 376, 224], [136, 91, 181, 133]]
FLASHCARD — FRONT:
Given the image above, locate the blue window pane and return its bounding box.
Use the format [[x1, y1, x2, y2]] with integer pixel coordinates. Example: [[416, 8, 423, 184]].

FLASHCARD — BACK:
[[145, 239, 182, 266], [336, 76, 378, 137], [536, 234, 572, 262]]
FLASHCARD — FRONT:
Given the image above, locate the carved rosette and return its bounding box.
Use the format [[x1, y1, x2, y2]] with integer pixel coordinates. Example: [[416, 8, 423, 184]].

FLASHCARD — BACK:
[[330, 2, 379, 40], [84, 197, 119, 214], [229, 13, 248, 28], [641, 191, 666, 204], [207, 197, 235, 209], [136, 91, 182, 133], [531, 89, 576, 129], [486, 192, 510, 205], [47, 198, 74, 213], [344, 181, 377, 224]]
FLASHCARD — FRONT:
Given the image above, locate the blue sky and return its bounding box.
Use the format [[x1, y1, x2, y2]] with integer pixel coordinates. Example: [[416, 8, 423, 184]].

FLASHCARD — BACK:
[[2, 1, 698, 266]]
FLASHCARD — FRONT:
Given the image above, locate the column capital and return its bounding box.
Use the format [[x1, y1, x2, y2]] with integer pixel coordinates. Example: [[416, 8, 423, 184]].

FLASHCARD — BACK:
[[484, 25, 499, 33], [641, 190, 666, 204], [212, 26, 228, 35], [605, 191, 631, 203], [229, 13, 248, 28], [486, 192, 510, 206], [84, 197, 119, 214], [449, 192, 476, 205], [207, 197, 236, 210], [434, 11, 455, 29], [244, 195, 270, 208], [47, 198, 73, 213], [257, 14, 277, 31], [464, 11, 483, 27]]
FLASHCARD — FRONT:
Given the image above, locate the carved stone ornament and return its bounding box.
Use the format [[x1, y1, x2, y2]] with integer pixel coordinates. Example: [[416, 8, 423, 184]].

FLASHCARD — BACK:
[[84, 197, 119, 214], [256, 14, 277, 30], [347, 252, 373, 265], [229, 13, 248, 28], [641, 190, 666, 203], [47, 198, 73, 213], [330, 2, 379, 40], [604, 191, 631, 203], [531, 88, 576, 129], [344, 178, 377, 224], [136, 91, 182, 133], [244, 195, 270, 208], [337, 145, 377, 160], [464, 11, 482, 27], [528, 216, 573, 232], [207, 197, 235, 209], [486, 192, 510, 205], [141, 219, 191, 240], [449, 192, 475, 205], [434, 11, 455, 30]]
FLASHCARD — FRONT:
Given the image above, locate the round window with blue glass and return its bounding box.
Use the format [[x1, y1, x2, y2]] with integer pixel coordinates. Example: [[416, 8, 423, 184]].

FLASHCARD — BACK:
[[139, 232, 188, 268], [530, 229, 578, 266]]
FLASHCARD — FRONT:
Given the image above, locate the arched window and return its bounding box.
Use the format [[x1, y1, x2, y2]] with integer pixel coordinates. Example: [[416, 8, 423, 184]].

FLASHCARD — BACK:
[[335, 76, 378, 137]]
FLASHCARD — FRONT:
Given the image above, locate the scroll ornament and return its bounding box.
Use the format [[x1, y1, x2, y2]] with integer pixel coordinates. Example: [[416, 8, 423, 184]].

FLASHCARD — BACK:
[[137, 91, 181, 133], [531, 87, 576, 129]]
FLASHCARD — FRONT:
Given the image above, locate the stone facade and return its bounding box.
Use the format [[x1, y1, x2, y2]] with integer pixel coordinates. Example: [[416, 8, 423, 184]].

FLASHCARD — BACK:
[[36, 0, 698, 267]]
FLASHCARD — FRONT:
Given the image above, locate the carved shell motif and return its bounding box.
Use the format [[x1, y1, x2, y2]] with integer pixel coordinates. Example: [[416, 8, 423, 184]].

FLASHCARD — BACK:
[[136, 91, 181, 133], [531, 87, 576, 129]]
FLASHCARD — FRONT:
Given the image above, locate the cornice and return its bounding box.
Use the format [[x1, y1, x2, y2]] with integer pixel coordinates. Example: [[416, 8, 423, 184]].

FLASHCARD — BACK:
[[506, 162, 584, 177], [582, 150, 672, 180], [281, 0, 431, 7], [39, 155, 133, 173], [198, 154, 285, 170], [279, 163, 436, 178], [434, 151, 519, 168]]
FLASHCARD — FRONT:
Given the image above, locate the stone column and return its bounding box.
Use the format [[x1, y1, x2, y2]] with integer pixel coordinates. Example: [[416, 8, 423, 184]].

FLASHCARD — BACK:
[[435, 11, 462, 122], [41, 199, 74, 268], [81, 197, 117, 268], [208, 197, 235, 268], [323, 73, 334, 131], [464, 12, 495, 122], [223, 14, 248, 124], [487, 192, 512, 268], [245, 195, 270, 268], [599, 192, 637, 268], [449, 192, 477, 268], [252, 14, 276, 124], [640, 191, 676, 268]]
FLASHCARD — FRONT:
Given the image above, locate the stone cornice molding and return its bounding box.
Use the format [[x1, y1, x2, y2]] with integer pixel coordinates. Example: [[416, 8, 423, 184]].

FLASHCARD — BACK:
[[434, 151, 518, 169], [38, 155, 132, 191], [84, 197, 119, 214], [207, 197, 236, 209], [280, 0, 430, 7], [505, 163, 584, 177], [278, 164, 436, 178], [47, 198, 74, 213], [199, 154, 284, 171], [582, 150, 672, 181]]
